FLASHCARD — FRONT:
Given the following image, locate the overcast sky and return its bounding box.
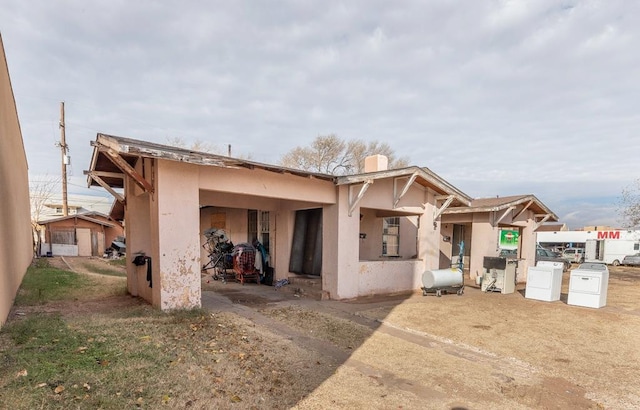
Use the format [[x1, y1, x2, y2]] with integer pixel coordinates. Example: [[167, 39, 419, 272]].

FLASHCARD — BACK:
[[2, 1, 638, 229]]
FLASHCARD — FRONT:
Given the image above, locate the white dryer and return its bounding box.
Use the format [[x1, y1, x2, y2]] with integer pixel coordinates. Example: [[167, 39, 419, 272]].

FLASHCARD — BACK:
[[567, 263, 609, 308], [525, 261, 564, 302]]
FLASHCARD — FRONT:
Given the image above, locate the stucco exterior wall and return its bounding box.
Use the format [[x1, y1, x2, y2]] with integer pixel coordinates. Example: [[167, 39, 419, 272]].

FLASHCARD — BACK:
[[0, 34, 32, 326], [358, 260, 424, 295], [468, 213, 498, 280], [157, 160, 201, 310], [328, 182, 442, 299], [325, 185, 361, 299], [125, 158, 155, 300], [199, 166, 335, 204]]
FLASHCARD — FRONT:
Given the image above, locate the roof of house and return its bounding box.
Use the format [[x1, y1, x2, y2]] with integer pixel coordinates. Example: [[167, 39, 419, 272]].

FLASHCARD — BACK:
[[85, 133, 558, 222], [41, 193, 114, 215], [37, 212, 119, 228], [86, 133, 335, 190], [335, 166, 472, 206], [443, 194, 558, 222], [536, 223, 568, 232]]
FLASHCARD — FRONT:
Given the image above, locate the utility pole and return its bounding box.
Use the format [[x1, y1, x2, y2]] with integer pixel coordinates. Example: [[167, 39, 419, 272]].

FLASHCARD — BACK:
[[59, 101, 68, 216]]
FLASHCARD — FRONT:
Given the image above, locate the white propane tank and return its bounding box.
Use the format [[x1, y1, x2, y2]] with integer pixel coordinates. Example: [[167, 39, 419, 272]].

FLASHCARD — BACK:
[[422, 268, 462, 289]]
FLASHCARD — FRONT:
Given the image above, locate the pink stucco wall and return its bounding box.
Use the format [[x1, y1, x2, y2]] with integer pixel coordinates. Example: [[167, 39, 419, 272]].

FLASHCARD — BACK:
[[155, 161, 202, 310], [0, 34, 32, 326]]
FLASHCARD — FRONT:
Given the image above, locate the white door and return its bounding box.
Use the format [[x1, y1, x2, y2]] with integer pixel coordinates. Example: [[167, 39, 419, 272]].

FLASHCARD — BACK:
[[77, 228, 92, 256]]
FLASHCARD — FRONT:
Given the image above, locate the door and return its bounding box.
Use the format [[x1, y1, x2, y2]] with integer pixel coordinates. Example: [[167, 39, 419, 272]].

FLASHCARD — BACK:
[[289, 208, 322, 276], [76, 228, 92, 256]]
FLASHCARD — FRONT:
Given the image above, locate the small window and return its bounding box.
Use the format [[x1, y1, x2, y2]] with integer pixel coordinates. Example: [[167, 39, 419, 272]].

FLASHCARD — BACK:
[[382, 217, 400, 256], [634, 243, 639, 251]]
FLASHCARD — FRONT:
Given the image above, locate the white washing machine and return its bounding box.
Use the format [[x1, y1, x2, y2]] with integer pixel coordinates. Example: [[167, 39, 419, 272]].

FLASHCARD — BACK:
[[525, 261, 564, 302], [567, 263, 609, 308]]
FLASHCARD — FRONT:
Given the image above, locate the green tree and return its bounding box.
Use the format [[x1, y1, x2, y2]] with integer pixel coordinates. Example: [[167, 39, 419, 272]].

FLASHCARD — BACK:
[[279, 134, 409, 175]]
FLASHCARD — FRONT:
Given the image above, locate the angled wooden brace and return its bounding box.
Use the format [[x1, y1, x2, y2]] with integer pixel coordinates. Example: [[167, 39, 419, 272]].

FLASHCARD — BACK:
[[393, 172, 418, 208], [513, 200, 533, 220], [104, 149, 154, 194], [85, 172, 125, 204], [534, 214, 552, 230], [433, 195, 455, 221], [348, 180, 372, 217], [494, 206, 516, 226]]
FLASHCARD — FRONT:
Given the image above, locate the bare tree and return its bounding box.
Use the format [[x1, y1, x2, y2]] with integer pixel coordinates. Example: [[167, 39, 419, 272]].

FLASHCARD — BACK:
[[620, 179, 640, 228], [280, 134, 410, 175], [166, 136, 218, 154], [29, 175, 61, 255]]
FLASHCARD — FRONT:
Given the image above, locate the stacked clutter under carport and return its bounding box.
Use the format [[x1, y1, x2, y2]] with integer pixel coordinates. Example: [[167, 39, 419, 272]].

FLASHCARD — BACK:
[[481, 256, 516, 294], [525, 261, 564, 302]]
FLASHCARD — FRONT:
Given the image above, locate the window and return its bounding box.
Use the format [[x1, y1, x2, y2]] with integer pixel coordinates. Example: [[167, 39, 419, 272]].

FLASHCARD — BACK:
[[382, 217, 400, 256], [248, 210, 270, 253]]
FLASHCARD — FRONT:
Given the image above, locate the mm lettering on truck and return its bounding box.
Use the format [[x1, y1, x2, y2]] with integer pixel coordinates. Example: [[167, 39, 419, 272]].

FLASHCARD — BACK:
[[597, 231, 620, 240]]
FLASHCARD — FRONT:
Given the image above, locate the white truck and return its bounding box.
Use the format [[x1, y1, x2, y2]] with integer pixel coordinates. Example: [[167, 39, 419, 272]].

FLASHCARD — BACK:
[[538, 229, 640, 266], [585, 233, 640, 266]]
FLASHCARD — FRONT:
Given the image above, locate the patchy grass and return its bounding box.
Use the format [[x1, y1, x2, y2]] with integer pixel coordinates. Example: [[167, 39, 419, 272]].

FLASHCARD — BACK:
[[14, 263, 95, 306], [0, 260, 335, 409], [107, 258, 126, 268], [81, 262, 126, 278]]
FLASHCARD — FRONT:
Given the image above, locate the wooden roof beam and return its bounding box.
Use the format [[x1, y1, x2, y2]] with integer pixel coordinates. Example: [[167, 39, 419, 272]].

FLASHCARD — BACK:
[[393, 172, 418, 208], [494, 206, 516, 226], [348, 180, 372, 217], [104, 148, 154, 194], [86, 172, 125, 204], [513, 200, 533, 220], [535, 214, 553, 230], [84, 170, 125, 179], [434, 195, 455, 221]]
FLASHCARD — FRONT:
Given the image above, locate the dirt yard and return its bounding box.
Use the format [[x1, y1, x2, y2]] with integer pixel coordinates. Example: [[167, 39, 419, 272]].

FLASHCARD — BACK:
[[7, 257, 639, 409], [202, 263, 640, 409]]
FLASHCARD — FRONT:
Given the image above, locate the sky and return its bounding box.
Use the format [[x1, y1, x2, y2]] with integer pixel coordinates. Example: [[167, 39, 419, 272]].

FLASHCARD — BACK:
[[2, 0, 638, 230]]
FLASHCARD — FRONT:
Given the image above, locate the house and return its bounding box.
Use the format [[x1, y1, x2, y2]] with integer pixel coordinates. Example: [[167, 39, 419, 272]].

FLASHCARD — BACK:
[[37, 193, 114, 220], [0, 33, 32, 326], [37, 211, 124, 257], [440, 195, 558, 281], [85, 133, 557, 310]]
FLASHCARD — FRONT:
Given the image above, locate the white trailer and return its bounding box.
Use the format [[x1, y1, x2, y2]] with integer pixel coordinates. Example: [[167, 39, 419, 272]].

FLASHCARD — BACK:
[[585, 238, 640, 266], [537, 229, 640, 266]]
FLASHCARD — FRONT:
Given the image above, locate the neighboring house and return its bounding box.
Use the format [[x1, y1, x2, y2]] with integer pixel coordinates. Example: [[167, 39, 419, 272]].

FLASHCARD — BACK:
[[85, 133, 557, 310], [441, 195, 558, 282], [37, 193, 114, 220], [0, 33, 32, 326], [37, 211, 124, 257]]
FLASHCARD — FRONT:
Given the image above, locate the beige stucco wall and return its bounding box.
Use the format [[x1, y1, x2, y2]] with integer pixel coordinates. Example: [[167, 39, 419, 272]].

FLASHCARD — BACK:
[[41, 217, 121, 256], [126, 159, 151, 300], [324, 181, 442, 299], [0, 34, 32, 326], [458, 209, 539, 282], [157, 161, 201, 310]]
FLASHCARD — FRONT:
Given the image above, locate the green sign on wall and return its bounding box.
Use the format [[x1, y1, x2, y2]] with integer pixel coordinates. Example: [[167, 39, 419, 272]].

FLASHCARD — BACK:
[[499, 229, 519, 250]]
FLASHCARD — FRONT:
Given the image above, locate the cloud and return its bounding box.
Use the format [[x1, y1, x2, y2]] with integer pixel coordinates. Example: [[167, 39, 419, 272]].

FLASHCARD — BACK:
[[2, 0, 638, 229]]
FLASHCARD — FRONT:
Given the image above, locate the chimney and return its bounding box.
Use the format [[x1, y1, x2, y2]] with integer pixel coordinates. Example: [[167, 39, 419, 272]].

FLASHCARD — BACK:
[[364, 155, 388, 172]]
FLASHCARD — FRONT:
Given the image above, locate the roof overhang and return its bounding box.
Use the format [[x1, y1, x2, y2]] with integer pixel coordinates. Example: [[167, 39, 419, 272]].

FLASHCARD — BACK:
[[335, 166, 472, 206], [443, 194, 558, 223], [85, 133, 336, 193], [37, 214, 118, 228]]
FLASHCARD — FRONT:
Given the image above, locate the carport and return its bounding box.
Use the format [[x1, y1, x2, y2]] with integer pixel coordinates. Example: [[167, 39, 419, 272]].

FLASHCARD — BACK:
[[85, 134, 336, 310]]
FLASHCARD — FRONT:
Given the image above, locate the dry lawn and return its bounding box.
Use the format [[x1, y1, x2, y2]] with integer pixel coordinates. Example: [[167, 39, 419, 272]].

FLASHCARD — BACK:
[[3, 257, 640, 409]]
